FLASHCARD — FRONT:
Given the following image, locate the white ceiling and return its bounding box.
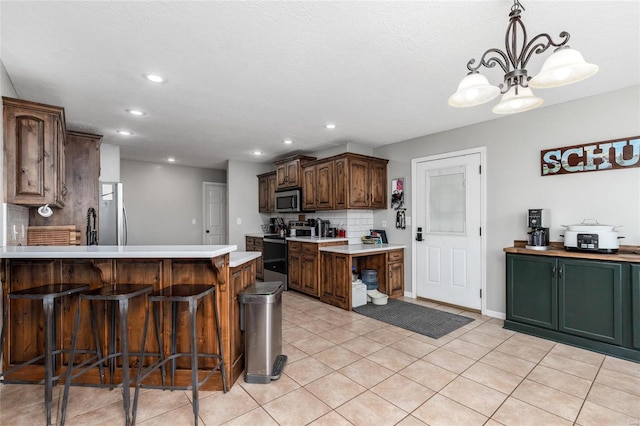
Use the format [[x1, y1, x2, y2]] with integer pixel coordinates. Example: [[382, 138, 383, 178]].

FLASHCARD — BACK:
[[2, 1, 638, 170]]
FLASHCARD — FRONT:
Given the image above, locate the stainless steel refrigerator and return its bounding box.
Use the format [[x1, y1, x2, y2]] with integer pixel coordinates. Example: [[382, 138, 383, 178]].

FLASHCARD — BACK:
[[99, 181, 128, 245]]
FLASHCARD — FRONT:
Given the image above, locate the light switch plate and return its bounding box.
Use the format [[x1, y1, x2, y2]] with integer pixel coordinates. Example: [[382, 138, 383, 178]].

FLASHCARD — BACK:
[[236, 217, 242, 225]]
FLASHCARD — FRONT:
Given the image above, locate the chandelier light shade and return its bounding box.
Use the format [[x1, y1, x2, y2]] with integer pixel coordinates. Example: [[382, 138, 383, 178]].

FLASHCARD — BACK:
[[448, 0, 598, 114], [492, 86, 543, 114]]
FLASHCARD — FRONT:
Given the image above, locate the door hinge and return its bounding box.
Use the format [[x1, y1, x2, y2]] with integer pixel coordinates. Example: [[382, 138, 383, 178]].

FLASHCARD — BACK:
[[480, 289, 482, 298], [479, 165, 482, 174]]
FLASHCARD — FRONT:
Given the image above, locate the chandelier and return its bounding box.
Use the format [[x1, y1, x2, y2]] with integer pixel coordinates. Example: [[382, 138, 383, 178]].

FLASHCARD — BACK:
[[448, 0, 598, 114]]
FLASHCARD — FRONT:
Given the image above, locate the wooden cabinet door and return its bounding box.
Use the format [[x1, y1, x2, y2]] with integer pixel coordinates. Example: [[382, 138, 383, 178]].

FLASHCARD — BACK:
[[316, 161, 334, 210], [302, 165, 317, 210], [506, 254, 558, 330], [267, 173, 277, 212], [276, 163, 288, 188], [332, 253, 350, 308], [286, 160, 300, 187], [230, 267, 244, 374], [301, 254, 319, 296], [559, 259, 623, 345], [254, 238, 264, 280], [369, 160, 387, 209], [258, 175, 269, 212], [288, 251, 302, 291], [348, 157, 370, 208], [334, 157, 348, 209], [388, 262, 404, 297], [3, 98, 66, 207]]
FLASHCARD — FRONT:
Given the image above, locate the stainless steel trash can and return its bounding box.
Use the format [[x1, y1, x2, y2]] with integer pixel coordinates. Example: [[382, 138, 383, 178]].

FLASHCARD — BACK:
[[238, 281, 287, 384]]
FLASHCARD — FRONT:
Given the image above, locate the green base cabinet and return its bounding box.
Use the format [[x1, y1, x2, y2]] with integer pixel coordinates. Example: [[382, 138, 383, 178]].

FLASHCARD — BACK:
[[559, 259, 623, 345], [506, 253, 638, 362], [507, 255, 557, 329], [631, 265, 640, 349]]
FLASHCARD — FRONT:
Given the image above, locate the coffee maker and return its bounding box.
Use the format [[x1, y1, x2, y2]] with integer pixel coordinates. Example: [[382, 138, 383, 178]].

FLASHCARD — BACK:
[[526, 209, 550, 250]]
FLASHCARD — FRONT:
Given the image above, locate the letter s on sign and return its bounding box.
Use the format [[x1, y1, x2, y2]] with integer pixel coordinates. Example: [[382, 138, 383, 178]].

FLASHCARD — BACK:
[[542, 150, 561, 175]]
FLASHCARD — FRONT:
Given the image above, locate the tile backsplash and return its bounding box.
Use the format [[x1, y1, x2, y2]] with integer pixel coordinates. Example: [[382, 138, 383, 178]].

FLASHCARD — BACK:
[[273, 210, 374, 245], [3, 203, 29, 246]]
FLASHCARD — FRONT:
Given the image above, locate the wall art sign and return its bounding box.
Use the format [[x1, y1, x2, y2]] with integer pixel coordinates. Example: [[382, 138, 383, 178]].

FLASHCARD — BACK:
[[541, 136, 640, 176]]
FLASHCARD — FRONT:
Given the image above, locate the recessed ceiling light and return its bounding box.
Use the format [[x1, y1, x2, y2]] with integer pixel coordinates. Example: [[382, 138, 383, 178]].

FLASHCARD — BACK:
[[145, 74, 165, 83], [325, 123, 336, 129], [283, 139, 293, 144], [116, 130, 133, 136], [167, 157, 176, 162], [252, 150, 263, 156], [127, 109, 145, 116]]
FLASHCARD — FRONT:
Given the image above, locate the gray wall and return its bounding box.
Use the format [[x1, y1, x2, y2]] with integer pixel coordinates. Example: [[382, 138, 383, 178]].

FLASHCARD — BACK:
[[373, 85, 640, 317], [227, 160, 273, 250], [121, 160, 226, 245]]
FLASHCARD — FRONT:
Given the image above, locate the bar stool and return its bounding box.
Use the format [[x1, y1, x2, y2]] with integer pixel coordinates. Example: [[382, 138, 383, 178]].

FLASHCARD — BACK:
[[0, 283, 88, 425], [60, 284, 153, 426], [133, 284, 227, 425]]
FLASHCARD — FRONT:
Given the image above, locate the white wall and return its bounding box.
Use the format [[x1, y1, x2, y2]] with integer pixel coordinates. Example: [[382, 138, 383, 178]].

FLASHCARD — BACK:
[[227, 160, 272, 250], [373, 85, 640, 317], [121, 160, 226, 245]]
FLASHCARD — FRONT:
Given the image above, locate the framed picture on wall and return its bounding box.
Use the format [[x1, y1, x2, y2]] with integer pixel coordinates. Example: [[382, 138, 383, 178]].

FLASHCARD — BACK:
[[391, 178, 404, 210]]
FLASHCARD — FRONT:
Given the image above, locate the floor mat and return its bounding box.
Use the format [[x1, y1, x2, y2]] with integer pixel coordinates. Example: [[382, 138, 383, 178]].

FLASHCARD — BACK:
[[353, 299, 474, 339]]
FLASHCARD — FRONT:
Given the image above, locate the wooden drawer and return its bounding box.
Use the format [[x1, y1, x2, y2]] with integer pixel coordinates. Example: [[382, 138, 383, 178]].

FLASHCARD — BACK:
[[388, 250, 403, 262], [246, 236, 255, 247], [288, 241, 302, 252], [254, 237, 263, 248], [301, 243, 317, 255]]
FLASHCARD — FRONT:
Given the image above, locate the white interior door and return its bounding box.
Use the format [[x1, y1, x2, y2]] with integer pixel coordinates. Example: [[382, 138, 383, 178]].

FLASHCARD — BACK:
[[414, 151, 483, 310], [203, 182, 227, 245]]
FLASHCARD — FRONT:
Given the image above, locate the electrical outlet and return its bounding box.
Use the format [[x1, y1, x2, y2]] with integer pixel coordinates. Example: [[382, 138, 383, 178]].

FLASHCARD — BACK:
[[406, 216, 412, 226], [236, 217, 242, 225], [192, 219, 196, 225], [382, 220, 387, 228]]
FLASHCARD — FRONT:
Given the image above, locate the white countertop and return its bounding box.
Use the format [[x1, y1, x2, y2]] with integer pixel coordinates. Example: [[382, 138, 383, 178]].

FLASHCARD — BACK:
[[286, 236, 349, 244], [0, 245, 237, 259], [229, 251, 261, 267], [245, 233, 271, 238], [319, 243, 406, 254]]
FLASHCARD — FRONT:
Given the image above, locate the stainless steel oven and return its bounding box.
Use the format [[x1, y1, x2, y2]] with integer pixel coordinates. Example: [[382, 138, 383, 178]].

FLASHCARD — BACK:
[[263, 237, 288, 290]]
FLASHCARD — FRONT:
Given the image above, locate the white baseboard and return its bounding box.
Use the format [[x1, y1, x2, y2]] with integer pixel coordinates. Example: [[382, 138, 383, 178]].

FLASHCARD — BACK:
[[484, 309, 506, 320]]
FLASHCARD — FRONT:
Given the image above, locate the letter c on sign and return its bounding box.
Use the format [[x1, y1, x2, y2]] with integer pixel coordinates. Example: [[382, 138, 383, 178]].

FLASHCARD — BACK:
[[562, 147, 584, 172]]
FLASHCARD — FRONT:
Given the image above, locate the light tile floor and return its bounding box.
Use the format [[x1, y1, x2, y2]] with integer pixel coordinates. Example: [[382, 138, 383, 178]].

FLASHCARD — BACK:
[[1, 291, 639, 425]]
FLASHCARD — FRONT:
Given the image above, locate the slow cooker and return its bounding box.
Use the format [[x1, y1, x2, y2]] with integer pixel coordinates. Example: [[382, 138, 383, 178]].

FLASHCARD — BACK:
[[561, 219, 623, 253]]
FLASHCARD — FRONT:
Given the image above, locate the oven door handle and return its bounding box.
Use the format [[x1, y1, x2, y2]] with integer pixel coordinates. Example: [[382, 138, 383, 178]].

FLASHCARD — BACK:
[[264, 238, 287, 244]]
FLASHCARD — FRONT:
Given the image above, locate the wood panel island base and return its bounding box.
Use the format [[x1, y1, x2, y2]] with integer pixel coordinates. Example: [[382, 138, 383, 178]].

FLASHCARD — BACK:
[[319, 244, 406, 310], [0, 245, 261, 391]]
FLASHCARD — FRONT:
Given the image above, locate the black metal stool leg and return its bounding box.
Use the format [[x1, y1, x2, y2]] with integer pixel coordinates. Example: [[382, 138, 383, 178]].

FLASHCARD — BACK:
[[0, 298, 9, 365], [119, 299, 132, 426], [171, 301, 178, 386], [153, 300, 166, 386], [132, 299, 151, 426], [212, 290, 227, 393], [61, 297, 84, 426], [189, 299, 199, 426], [109, 301, 116, 388], [42, 296, 55, 426], [89, 300, 105, 384]]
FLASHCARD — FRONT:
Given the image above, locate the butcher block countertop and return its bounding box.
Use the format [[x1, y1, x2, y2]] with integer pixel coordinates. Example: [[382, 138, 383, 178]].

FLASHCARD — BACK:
[[504, 240, 640, 263], [0, 245, 237, 259]]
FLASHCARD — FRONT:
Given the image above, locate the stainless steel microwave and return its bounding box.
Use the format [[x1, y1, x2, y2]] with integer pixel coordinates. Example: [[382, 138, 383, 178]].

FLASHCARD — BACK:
[[275, 188, 301, 213]]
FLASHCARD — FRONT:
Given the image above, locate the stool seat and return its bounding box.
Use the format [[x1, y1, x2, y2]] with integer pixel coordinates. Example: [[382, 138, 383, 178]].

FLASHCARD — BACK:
[[133, 283, 226, 426], [149, 284, 215, 301], [0, 283, 88, 426], [8, 283, 88, 299], [60, 284, 153, 426]]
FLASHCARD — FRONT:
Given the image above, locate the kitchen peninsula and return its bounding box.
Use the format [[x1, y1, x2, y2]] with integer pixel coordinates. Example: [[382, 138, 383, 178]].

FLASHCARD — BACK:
[[0, 245, 257, 390]]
